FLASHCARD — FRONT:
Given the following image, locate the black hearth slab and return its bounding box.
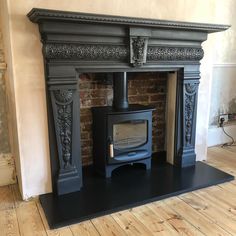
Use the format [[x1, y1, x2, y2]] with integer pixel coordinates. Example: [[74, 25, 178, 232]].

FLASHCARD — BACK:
[[40, 161, 234, 229]]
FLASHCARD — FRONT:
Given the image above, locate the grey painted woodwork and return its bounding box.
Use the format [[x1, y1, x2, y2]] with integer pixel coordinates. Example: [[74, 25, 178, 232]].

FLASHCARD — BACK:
[[28, 8, 229, 195]]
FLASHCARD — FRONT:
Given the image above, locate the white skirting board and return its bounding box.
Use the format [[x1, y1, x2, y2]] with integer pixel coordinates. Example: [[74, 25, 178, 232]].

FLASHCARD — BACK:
[[208, 125, 236, 147], [0, 153, 16, 186]]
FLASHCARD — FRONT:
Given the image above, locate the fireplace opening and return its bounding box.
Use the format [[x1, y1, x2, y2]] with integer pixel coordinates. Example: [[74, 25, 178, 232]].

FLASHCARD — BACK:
[[79, 71, 172, 177], [92, 72, 157, 177]]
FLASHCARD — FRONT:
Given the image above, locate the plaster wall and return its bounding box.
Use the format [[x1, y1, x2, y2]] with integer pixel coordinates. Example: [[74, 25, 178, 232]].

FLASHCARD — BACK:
[[0, 24, 10, 154], [0, 0, 234, 198], [207, 1, 236, 147], [0, 20, 17, 187], [208, 65, 236, 146], [209, 65, 236, 127]]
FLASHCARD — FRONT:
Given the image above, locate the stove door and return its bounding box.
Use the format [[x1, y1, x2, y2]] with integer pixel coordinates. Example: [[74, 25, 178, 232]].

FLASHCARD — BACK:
[[107, 111, 152, 164]]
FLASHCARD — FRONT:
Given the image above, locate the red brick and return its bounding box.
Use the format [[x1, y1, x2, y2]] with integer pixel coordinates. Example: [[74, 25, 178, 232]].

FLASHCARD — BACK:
[[81, 123, 92, 132], [90, 89, 108, 98], [128, 88, 138, 95], [80, 114, 92, 123], [81, 140, 92, 147], [91, 98, 106, 106], [129, 95, 149, 103], [149, 94, 166, 102], [82, 147, 92, 156], [80, 108, 91, 115], [81, 132, 89, 140], [79, 72, 168, 164]]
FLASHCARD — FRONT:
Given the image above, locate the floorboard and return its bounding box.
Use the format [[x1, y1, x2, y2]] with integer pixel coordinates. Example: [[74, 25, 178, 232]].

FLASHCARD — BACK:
[[70, 220, 100, 236], [149, 201, 205, 235], [130, 205, 178, 235], [165, 197, 231, 235], [180, 192, 236, 235], [91, 215, 127, 236], [111, 210, 155, 235]]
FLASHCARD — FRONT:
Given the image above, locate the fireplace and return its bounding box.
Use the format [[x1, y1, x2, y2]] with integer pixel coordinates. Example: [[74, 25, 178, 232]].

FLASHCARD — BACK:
[[27, 8, 234, 228]]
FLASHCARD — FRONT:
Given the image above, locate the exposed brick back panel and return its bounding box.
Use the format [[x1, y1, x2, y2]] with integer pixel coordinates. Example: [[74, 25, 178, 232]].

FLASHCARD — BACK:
[[79, 72, 167, 166]]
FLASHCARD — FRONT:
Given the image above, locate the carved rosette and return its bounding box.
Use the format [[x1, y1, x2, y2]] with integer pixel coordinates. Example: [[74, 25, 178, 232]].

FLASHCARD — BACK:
[[53, 89, 73, 169], [184, 83, 198, 146], [130, 37, 148, 67]]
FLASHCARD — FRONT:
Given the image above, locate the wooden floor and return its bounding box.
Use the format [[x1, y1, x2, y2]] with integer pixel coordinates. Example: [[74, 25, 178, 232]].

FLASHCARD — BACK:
[[1, 146, 236, 236]]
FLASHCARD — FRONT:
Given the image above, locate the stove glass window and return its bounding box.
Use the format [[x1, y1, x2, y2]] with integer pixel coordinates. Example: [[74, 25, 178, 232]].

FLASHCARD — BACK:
[[113, 120, 147, 149]]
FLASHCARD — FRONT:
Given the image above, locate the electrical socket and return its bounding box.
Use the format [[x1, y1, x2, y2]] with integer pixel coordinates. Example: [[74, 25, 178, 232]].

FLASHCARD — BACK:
[[219, 114, 228, 125]]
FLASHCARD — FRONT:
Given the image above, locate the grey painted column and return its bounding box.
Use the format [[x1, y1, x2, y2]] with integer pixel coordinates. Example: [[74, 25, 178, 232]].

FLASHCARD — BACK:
[[47, 78, 82, 195], [174, 69, 200, 167]]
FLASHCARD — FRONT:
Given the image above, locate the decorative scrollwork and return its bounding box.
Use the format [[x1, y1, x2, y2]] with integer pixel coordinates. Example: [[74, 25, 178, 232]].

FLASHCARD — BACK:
[[130, 37, 148, 67], [184, 83, 198, 146], [53, 90, 73, 169], [45, 44, 128, 60], [147, 47, 204, 61]]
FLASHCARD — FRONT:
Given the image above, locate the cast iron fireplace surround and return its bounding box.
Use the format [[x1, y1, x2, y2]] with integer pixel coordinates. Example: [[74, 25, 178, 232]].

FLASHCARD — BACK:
[[27, 8, 234, 228]]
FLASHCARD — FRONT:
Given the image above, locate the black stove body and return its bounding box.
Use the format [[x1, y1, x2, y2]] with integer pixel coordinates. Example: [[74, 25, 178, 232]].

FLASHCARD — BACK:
[[92, 72, 155, 177]]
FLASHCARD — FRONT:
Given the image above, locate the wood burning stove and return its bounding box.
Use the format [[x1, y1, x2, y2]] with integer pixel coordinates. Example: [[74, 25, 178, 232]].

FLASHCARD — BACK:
[[92, 72, 155, 177], [92, 105, 155, 177]]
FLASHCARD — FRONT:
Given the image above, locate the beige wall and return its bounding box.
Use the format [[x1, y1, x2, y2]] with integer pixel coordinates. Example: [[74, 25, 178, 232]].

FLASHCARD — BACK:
[[207, 1, 236, 147], [0, 0, 24, 193], [0, 21, 16, 186], [0, 19, 10, 154], [0, 0, 234, 199]]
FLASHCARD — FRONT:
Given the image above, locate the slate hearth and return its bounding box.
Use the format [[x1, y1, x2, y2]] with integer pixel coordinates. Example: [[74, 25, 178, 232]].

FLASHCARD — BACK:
[[40, 159, 233, 229], [27, 8, 234, 229]]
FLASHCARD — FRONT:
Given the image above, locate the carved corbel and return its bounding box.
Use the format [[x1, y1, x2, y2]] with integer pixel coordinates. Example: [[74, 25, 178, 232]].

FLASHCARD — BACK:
[[130, 37, 148, 67]]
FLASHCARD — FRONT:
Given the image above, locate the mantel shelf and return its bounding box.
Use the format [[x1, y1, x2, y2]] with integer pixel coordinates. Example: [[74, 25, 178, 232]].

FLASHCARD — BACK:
[[28, 8, 230, 33]]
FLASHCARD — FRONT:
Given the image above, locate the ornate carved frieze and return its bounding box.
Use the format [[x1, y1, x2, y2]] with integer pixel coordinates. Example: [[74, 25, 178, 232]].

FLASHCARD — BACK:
[[53, 89, 73, 169], [184, 83, 198, 146], [130, 37, 148, 67], [44, 44, 128, 60], [44, 43, 204, 63], [147, 47, 204, 61]]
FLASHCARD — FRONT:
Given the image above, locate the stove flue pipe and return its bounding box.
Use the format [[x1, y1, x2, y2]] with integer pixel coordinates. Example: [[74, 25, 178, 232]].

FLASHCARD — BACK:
[[113, 72, 129, 109]]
